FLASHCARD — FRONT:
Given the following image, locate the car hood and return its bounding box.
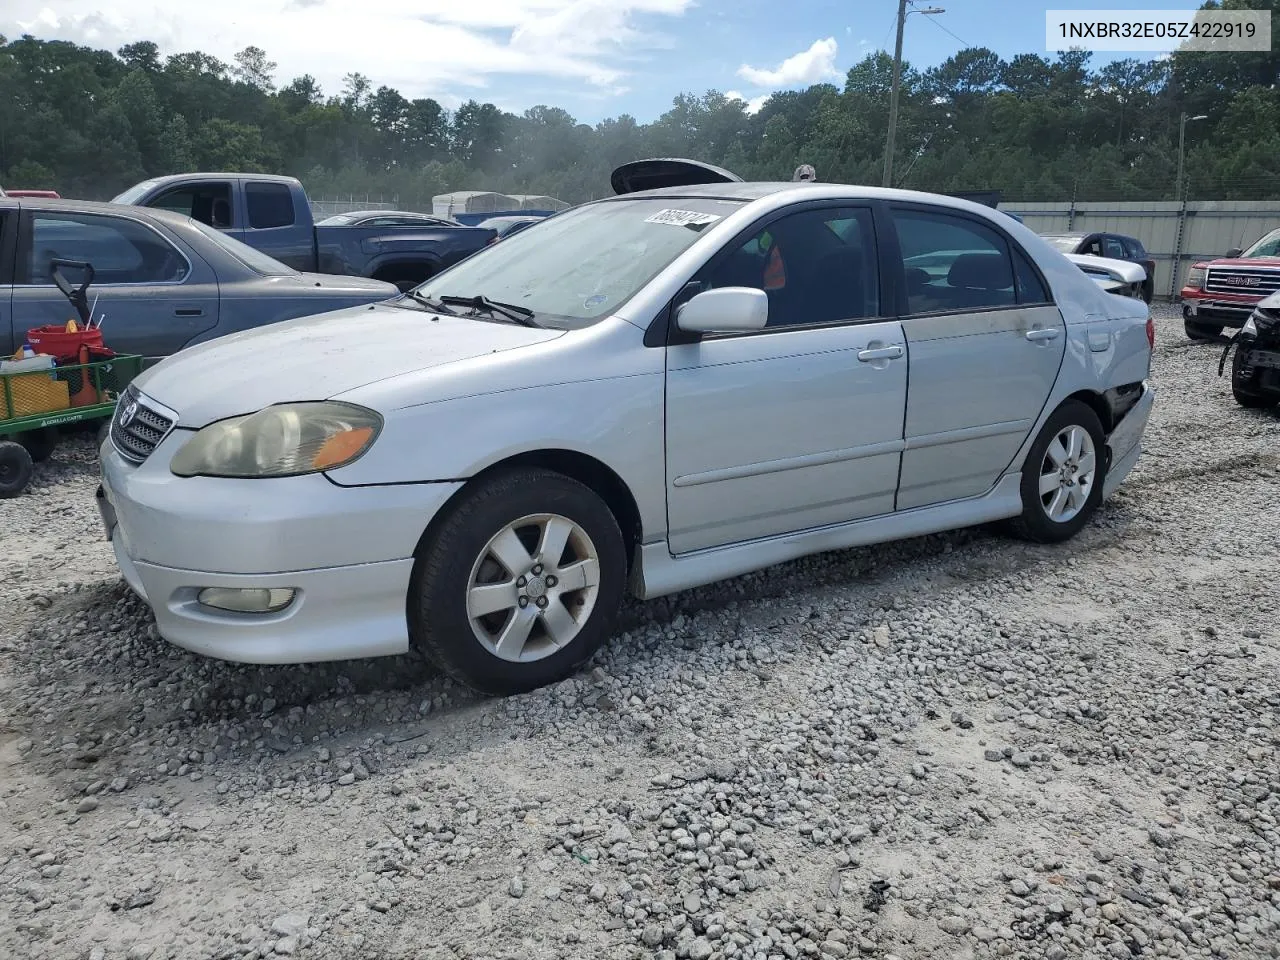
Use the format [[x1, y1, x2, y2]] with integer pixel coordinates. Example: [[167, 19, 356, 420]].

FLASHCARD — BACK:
[[255, 272, 398, 297], [1205, 256, 1280, 268], [133, 301, 562, 427], [1065, 252, 1146, 286]]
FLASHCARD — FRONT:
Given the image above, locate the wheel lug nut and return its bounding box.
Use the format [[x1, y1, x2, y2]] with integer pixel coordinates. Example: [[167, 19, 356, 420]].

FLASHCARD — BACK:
[[535, 597, 548, 609], [518, 596, 529, 608], [545, 575, 557, 587], [516, 576, 527, 588], [532, 564, 543, 575]]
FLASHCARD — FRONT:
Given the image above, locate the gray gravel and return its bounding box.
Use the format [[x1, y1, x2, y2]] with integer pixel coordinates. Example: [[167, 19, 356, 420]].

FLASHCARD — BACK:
[[2, 305, 1279, 960]]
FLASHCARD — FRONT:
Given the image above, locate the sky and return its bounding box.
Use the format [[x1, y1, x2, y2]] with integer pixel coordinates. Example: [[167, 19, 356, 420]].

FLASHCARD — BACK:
[[4, 0, 1193, 123]]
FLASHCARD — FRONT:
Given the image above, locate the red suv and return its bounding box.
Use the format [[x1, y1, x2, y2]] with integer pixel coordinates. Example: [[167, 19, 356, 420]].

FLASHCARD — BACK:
[[1181, 227, 1280, 340]]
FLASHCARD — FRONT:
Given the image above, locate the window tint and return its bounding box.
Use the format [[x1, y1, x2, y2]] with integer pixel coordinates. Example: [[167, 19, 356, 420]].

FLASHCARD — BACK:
[[151, 183, 234, 229], [1102, 237, 1126, 259], [891, 208, 1015, 314], [245, 182, 295, 229], [1122, 236, 1145, 259], [701, 207, 880, 328], [1013, 248, 1050, 304], [27, 214, 189, 285]]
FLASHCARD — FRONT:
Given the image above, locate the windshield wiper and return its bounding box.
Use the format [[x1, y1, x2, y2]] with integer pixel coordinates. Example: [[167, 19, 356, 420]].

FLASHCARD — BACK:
[[405, 290, 460, 315], [438, 294, 539, 327]]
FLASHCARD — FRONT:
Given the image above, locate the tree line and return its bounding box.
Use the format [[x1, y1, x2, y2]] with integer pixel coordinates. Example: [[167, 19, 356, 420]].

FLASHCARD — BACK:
[[1, 0, 1278, 207]]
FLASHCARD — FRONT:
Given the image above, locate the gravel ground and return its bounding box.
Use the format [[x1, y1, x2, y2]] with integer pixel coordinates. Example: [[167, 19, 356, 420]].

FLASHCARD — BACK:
[[3, 304, 1279, 960]]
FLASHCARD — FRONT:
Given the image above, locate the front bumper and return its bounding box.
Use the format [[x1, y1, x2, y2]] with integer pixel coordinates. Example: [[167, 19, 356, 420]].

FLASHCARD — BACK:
[[1181, 297, 1256, 328], [98, 434, 463, 663]]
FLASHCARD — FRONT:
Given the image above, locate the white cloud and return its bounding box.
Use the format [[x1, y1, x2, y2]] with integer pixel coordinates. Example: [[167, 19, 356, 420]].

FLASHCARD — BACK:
[[725, 90, 768, 115], [6, 0, 692, 103], [737, 37, 839, 88]]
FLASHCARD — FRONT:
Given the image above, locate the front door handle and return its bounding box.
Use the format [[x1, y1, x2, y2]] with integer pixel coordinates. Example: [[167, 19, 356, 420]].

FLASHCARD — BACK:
[[1025, 328, 1060, 342], [857, 344, 905, 362], [174, 308, 205, 317]]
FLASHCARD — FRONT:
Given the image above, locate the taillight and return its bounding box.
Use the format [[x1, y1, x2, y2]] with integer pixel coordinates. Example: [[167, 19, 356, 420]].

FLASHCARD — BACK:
[[1146, 316, 1155, 350]]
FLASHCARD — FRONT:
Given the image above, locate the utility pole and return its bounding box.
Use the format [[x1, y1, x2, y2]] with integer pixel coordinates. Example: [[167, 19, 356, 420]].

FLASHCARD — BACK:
[[882, 1, 944, 189], [1176, 112, 1207, 203]]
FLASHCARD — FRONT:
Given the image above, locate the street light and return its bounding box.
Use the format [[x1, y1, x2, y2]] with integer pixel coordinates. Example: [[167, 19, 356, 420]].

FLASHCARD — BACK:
[[882, 0, 945, 188], [1176, 112, 1208, 203]]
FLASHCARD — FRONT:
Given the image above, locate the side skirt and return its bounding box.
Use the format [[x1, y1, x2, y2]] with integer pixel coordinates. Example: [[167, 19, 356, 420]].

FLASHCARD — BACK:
[[632, 473, 1024, 600]]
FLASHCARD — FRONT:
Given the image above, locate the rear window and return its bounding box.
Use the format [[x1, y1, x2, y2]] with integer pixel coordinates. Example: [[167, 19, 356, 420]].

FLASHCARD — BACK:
[[246, 182, 295, 229]]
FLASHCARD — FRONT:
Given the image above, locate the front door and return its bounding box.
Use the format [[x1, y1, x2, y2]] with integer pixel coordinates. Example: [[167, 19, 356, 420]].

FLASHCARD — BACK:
[[888, 204, 1066, 510], [12, 209, 220, 361], [664, 203, 908, 554]]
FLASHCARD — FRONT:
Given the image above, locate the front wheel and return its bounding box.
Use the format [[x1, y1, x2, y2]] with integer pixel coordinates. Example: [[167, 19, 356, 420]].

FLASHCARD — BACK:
[[408, 468, 628, 696], [1007, 400, 1107, 544]]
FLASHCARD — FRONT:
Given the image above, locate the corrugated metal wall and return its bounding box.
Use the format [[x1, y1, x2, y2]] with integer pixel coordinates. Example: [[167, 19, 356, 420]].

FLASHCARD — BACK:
[[1005, 201, 1280, 299]]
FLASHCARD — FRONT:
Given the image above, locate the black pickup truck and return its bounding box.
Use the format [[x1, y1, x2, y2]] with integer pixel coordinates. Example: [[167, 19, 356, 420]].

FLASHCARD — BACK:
[[111, 173, 496, 290]]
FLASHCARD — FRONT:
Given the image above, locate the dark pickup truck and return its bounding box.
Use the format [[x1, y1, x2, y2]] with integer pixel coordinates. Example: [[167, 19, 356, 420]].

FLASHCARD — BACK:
[[110, 173, 496, 291]]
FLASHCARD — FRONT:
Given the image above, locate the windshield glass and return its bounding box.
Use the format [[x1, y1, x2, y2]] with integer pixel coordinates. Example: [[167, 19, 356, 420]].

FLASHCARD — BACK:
[[187, 219, 299, 276], [1243, 229, 1280, 258], [110, 180, 161, 204], [1042, 235, 1082, 254], [414, 197, 743, 327]]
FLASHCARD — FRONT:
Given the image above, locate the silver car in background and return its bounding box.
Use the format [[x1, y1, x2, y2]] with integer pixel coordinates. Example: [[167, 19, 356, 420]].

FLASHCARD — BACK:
[[96, 160, 1155, 696]]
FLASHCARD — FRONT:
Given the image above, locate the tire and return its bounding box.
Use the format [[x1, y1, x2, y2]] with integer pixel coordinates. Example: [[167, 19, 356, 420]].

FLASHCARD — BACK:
[[1184, 319, 1223, 341], [1007, 400, 1107, 544], [1231, 350, 1279, 409], [17, 426, 58, 463], [0, 440, 35, 498], [408, 467, 627, 696]]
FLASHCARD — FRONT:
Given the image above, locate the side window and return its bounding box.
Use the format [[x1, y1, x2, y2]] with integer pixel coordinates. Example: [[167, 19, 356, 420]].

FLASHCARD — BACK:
[[891, 208, 1015, 314], [1080, 237, 1104, 257], [245, 182, 295, 229], [701, 207, 880, 328], [1013, 248, 1051, 304], [1123, 237, 1146, 259], [151, 183, 234, 230], [26, 213, 189, 285], [1102, 237, 1126, 259]]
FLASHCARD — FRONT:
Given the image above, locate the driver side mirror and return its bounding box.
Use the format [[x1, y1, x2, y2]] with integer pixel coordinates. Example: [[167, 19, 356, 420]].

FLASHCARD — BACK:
[[676, 287, 768, 335], [1225, 247, 1243, 258]]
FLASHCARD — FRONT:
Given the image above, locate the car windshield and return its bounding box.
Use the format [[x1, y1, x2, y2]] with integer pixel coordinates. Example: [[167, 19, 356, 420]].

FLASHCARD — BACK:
[[110, 180, 162, 205], [1042, 235, 1082, 253], [186, 219, 299, 276], [412, 197, 744, 328], [1243, 229, 1280, 259]]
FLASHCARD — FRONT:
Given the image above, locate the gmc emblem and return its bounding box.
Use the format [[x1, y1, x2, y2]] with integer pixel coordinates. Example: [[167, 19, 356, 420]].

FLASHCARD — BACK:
[[1222, 276, 1261, 286]]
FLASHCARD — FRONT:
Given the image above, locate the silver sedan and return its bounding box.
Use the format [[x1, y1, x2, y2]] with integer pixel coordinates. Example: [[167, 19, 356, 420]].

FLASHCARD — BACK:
[[96, 160, 1155, 696]]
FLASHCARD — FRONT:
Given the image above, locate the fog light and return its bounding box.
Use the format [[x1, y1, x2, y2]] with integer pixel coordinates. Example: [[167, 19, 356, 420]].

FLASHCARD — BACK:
[[197, 587, 296, 613]]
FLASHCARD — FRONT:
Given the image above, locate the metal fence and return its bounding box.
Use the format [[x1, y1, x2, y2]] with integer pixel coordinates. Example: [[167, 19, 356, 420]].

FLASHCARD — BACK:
[[309, 196, 401, 218], [1004, 200, 1280, 300]]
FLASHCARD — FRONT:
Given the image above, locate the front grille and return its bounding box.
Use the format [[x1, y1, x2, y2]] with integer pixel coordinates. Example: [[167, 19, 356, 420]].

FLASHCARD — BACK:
[[1204, 267, 1280, 298], [110, 387, 176, 463]]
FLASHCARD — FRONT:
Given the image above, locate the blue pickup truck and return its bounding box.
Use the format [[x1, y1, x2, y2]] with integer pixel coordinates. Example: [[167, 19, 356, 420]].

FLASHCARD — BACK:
[[111, 173, 496, 291]]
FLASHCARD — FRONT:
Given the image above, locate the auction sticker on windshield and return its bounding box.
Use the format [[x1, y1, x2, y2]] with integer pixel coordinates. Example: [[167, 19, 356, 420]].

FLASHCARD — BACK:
[[645, 209, 722, 227]]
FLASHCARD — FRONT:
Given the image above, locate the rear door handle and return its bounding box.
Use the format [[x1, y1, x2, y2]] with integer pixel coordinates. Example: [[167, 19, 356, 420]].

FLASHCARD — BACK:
[[1025, 328, 1060, 342], [174, 308, 205, 317], [857, 344, 905, 362]]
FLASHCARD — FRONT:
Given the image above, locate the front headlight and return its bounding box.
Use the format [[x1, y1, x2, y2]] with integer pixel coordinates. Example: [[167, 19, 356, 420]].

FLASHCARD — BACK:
[[1242, 315, 1258, 337], [1186, 265, 1206, 290], [170, 402, 382, 478]]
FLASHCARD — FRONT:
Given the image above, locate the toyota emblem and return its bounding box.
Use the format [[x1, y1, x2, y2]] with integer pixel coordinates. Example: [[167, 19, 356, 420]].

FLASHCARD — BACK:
[[118, 400, 138, 429]]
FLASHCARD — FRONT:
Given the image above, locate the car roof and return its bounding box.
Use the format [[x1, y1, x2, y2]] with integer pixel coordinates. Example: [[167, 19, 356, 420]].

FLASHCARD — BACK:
[[0, 196, 193, 226]]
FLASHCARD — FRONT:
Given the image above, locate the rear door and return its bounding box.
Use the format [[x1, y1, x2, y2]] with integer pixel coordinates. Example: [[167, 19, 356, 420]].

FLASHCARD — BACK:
[[0, 206, 15, 354], [12, 209, 219, 360], [888, 203, 1066, 510], [241, 180, 314, 270]]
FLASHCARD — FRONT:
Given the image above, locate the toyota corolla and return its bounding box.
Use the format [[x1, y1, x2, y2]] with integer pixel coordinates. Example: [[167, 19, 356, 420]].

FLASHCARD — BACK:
[[96, 159, 1156, 696]]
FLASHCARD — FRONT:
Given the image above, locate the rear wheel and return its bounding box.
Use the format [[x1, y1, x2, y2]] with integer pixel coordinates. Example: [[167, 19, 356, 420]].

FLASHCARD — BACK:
[[408, 468, 627, 696], [0, 440, 34, 498], [1184, 319, 1223, 341], [1007, 400, 1106, 544]]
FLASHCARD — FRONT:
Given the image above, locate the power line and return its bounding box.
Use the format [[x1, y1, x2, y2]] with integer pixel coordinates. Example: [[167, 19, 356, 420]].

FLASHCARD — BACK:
[[922, 12, 971, 49]]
